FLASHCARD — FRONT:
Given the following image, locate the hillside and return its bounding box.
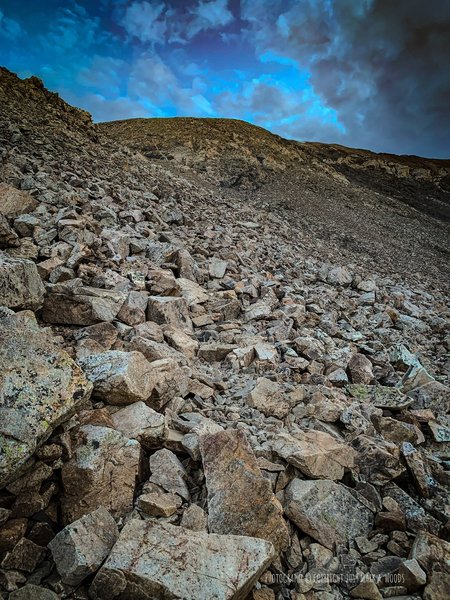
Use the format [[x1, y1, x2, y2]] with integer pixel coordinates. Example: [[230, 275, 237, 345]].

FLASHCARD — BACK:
[[0, 67, 449, 600], [100, 117, 450, 286]]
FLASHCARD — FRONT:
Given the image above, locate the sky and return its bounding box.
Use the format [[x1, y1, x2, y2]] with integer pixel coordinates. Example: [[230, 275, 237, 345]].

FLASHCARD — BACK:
[[0, 0, 449, 157]]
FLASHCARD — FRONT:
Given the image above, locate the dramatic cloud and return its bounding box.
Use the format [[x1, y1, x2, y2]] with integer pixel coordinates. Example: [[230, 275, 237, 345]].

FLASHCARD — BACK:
[[0, 0, 448, 156], [241, 0, 450, 155]]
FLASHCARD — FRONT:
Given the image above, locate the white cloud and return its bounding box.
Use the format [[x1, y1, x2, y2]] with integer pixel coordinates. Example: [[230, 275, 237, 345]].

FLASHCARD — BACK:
[[187, 0, 234, 39], [122, 1, 167, 45]]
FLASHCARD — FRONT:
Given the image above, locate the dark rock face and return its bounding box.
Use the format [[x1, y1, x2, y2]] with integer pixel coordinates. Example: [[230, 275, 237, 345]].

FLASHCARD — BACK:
[[0, 66, 448, 599]]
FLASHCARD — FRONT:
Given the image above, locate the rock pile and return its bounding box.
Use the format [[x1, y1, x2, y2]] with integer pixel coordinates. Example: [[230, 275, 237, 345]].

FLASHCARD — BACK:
[[0, 67, 449, 599]]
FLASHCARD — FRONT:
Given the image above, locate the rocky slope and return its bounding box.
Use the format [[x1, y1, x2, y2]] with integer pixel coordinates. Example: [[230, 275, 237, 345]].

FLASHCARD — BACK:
[[101, 117, 450, 287], [0, 66, 449, 600]]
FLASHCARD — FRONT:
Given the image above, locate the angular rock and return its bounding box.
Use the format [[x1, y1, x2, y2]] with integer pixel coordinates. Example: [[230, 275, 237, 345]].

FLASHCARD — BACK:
[[272, 430, 357, 480], [89, 519, 275, 600], [410, 531, 450, 575], [147, 295, 192, 331], [149, 448, 189, 500], [61, 425, 141, 524], [200, 429, 289, 552], [48, 507, 119, 586], [0, 214, 19, 248], [347, 384, 414, 410], [0, 254, 45, 310], [198, 342, 236, 362], [398, 558, 427, 592], [181, 504, 208, 532], [42, 284, 126, 325], [347, 353, 374, 384], [284, 479, 373, 550], [111, 401, 164, 448], [353, 435, 405, 484], [246, 378, 290, 419], [164, 325, 199, 359], [209, 257, 228, 278], [116, 291, 148, 326], [78, 351, 154, 405], [1, 538, 45, 572], [0, 311, 91, 487], [177, 277, 209, 306], [0, 183, 38, 218], [137, 492, 182, 517]]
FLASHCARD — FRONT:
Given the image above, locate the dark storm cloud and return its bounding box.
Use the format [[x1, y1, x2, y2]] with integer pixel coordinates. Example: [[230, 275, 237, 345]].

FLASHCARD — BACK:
[[242, 0, 450, 156]]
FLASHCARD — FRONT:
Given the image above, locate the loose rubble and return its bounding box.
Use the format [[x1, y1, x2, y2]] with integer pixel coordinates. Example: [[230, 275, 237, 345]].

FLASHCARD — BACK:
[[0, 67, 449, 599]]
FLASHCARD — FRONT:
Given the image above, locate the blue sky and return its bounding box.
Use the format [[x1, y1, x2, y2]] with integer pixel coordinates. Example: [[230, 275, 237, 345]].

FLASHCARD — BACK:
[[1, 0, 449, 157]]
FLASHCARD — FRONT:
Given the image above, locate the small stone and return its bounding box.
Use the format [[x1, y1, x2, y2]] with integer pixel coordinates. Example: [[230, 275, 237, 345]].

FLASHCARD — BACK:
[[48, 507, 119, 586], [209, 257, 228, 278], [0, 519, 27, 553], [246, 378, 290, 419], [348, 353, 374, 384], [398, 559, 427, 592], [1, 538, 45, 572], [349, 580, 382, 600]]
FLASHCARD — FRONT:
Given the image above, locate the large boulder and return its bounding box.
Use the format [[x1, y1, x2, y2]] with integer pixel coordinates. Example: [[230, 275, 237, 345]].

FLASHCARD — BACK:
[[89, 519, 275, 600], [0, 254, 45, 310], [284, 479, 373, 550], [48, 507, 118, 586], [200, 429, 289, 552], [0, 311, 91, 487], [78, 351, 155, 405], [42, 282, 126, 325], [61, 425, 141, 524]]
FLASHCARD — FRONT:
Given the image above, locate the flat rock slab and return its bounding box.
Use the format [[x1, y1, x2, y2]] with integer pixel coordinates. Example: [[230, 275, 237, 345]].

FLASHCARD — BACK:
[[48, 507, 118, 586], [284, 479, 373, 550], [347, 384, 414, 410], [0, 311, 91, 487], [272, 430, 357, 480], [200, 428, 289, 552], [61, 425, 141, 524], [89, 519, 275, 600]]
